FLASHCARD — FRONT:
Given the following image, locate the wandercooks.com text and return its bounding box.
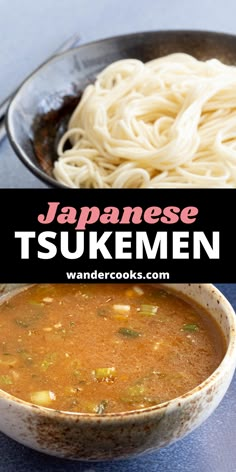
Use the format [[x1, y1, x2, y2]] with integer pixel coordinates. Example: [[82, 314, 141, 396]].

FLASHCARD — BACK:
[[66, 269, 170, 281]]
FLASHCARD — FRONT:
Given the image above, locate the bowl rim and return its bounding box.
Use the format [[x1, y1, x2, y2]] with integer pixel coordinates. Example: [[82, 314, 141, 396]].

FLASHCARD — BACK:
[[0, 282, 235, 423], [6, 28, 236, 188]]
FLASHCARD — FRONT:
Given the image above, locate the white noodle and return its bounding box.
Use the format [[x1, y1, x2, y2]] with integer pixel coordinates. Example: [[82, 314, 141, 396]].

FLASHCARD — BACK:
[[54, 53, 236, 188]]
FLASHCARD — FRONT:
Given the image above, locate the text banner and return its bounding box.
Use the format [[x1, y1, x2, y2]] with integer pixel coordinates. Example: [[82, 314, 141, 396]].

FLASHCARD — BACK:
[[0, 188, 234, 283]]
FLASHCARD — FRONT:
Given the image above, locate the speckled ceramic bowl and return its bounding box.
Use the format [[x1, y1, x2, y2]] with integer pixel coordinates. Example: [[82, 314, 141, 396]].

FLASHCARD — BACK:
[[6, 30, 236, 187], [0, 283, 235, 461]]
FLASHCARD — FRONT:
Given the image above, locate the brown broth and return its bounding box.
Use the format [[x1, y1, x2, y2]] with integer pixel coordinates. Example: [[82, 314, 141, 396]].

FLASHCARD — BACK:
[[0, 284, 225, 414]]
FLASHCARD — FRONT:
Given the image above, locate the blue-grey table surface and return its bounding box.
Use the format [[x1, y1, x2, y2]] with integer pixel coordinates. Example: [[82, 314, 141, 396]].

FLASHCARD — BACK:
[[0, 1, 236, 470]]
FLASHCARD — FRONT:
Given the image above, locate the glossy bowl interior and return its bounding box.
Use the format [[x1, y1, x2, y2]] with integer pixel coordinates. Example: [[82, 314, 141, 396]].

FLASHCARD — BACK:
[[0, 283, 235, 461], [6, 29, 236, 188]]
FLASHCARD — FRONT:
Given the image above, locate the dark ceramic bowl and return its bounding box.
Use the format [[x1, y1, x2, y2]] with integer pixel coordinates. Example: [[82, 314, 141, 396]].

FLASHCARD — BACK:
[[6, 29, 236, 188]]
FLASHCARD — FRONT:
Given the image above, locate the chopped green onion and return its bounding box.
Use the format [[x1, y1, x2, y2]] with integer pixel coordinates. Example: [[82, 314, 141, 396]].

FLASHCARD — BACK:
[[15, 319, 29, 328], [143, 396, 162, 406], [113, 305, 130, 313], [93, 367, 116, 382], [132, 286, 144, 296], [118, 327, 141, 338], [135, 370, 165, 385], [95, 400, 108, 414], [0, 374, 13, 385], [182, 324, 199, 332], [121, 384, 145, 403], [41, 360, 52, 370], [29, 300, 42, 306], [139, 305, 158, 316], [97, 308, 109, 317], [30, 390, 56, 406], [40, 353, 57, 371], [82, 402, 101, 413], [0, 355, 17, 367], [16, 349, 33, 364], [54, 327, 67, 338], [73, 369, 82, 378], [73, 370, 81, 379], [42, 297, 53, 303]]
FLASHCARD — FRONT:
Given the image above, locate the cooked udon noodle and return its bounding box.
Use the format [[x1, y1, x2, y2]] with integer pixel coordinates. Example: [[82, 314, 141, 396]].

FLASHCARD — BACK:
[[54, 53, 236, 188]]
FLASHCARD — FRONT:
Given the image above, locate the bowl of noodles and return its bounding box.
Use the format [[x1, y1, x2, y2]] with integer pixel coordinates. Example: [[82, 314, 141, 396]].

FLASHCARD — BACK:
[[6, 29, 236, 188]]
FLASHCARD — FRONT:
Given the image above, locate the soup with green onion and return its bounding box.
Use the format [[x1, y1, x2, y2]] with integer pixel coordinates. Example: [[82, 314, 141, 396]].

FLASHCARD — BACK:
[[0, 284, 225, 414]]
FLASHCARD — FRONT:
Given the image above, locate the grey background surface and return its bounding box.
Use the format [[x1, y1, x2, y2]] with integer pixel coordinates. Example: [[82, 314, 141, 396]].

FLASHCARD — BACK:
[[0, 1, 236, 471]]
